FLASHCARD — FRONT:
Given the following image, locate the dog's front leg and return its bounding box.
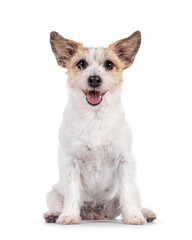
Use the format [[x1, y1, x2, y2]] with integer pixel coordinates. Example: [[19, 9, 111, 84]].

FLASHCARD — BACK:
[[119, 152, 146, 225], [56, 155, 81, 225]]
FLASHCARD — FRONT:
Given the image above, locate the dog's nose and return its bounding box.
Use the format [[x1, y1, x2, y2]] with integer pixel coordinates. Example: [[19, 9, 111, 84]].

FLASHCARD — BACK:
[[88, 75, 102, 88]]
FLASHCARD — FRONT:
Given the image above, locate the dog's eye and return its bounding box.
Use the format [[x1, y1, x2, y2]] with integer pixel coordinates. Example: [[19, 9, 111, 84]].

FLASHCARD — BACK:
[[104, 60, 114, 70], [77, 60, 88, 70]]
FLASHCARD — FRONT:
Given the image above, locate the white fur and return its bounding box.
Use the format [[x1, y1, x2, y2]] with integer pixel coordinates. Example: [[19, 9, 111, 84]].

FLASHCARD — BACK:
[[45, 47, 151, 225]]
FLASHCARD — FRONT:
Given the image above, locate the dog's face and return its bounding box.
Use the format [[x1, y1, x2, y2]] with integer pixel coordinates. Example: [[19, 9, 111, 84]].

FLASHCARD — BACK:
[[50, 31, 141, 106]]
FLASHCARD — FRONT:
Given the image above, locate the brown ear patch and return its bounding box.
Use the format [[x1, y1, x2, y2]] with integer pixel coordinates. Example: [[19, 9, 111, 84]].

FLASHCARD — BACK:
[[109, 31, 141, 69], [50, 31, 80, 68]]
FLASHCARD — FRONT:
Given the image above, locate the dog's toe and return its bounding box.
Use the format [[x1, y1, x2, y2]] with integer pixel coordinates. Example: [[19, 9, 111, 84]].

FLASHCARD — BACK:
[[43, 212, 59, 223], [141, 208, 156, 222], [56, 215, 81, 225], [123, 210, 147, 225]]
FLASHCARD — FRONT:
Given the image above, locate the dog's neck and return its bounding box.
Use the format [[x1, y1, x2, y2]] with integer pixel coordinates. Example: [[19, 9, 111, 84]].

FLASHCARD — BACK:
[[62, 89, 125, 146]]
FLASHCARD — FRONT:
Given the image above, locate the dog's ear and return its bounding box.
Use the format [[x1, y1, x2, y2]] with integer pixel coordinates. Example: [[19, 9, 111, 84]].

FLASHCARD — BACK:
[[108, 31, 141, 69], [50, 31, 80, 68]]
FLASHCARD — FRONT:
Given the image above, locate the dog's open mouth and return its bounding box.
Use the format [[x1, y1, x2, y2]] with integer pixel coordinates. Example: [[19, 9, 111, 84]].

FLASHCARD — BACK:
[[83, 90, 104, 106]]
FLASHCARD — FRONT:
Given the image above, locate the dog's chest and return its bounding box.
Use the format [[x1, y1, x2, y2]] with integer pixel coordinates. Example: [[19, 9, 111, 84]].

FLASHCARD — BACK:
[[76, 145, 121, 201]]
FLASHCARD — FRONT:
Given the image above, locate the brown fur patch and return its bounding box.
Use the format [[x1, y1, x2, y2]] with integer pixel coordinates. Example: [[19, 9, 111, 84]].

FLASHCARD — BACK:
[[66, 47, 89, 71], [103, 48, 124, 87]]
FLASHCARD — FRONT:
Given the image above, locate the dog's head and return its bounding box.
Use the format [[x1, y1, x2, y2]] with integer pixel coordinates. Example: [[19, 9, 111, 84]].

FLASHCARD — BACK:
[[50, 31, 141, 106]]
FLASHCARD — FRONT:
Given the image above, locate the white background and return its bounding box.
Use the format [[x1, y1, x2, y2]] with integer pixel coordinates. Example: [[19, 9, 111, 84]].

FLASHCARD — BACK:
[[0, 0, 192, 239]]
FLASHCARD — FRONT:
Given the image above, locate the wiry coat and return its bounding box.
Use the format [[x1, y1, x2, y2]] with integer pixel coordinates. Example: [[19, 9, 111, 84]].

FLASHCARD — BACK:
[[44, 31, 156, 225]]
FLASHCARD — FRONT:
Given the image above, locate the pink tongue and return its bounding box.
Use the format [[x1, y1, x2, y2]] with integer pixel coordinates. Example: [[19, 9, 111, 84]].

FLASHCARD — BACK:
[[87, 91, 101, 104]]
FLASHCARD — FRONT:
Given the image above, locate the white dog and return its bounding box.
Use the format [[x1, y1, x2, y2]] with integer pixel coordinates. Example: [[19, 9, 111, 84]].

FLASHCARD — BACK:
[[44, 31, 156, 225]]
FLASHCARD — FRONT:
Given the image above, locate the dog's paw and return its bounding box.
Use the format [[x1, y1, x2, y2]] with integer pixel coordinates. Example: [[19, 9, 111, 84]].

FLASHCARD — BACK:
[[123, 210, 147, 225], [56, 214, 81, 225], [141, 208, 156, 222], [43, 212, 59, 223]]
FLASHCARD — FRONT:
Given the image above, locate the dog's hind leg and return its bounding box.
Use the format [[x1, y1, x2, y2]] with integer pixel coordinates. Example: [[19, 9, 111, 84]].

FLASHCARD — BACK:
[[43, 185, 63, 223], [106, 198, 156, 222], [141, 208, 156, 222]]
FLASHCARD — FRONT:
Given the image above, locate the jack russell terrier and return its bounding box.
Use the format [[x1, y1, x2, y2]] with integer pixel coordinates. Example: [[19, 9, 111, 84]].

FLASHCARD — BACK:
[[44, 31, 156, 225]]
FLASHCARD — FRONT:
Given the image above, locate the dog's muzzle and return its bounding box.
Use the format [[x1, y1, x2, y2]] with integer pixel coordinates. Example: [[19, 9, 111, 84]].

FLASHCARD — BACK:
[[83, 75, 104, 106]]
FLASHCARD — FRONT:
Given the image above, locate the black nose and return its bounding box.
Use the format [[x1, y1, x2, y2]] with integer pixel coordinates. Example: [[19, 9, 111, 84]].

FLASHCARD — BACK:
[[88, 75, 102, 88]]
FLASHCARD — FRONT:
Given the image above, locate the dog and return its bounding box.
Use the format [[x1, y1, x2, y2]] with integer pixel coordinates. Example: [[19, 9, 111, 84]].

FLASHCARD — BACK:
[[44, 31, 156, 225]]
